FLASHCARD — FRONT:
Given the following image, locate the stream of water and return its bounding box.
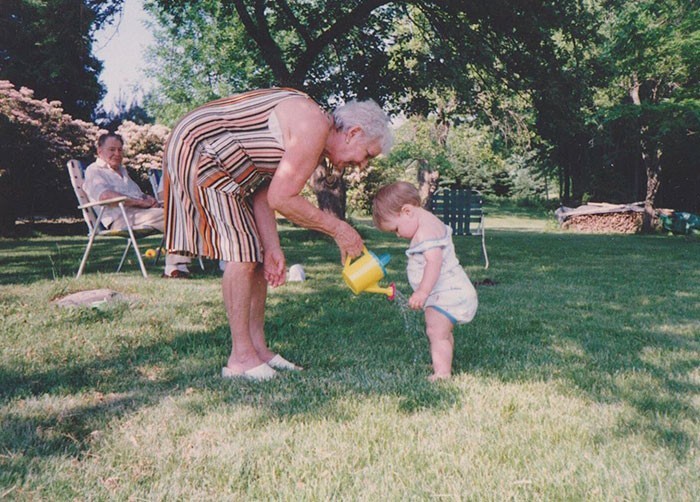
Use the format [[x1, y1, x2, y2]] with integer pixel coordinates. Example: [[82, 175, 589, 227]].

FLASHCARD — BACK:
[[391, 288, 426, 363]]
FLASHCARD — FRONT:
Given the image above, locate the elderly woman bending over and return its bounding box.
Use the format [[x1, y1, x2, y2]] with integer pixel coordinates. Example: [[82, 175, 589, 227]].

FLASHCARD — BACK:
[[163, 88, 393, 380]]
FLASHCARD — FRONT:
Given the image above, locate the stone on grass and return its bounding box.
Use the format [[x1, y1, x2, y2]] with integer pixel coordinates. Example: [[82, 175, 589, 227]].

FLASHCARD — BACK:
[[287, 264, 306, 282], [53, 289, 129, 308]]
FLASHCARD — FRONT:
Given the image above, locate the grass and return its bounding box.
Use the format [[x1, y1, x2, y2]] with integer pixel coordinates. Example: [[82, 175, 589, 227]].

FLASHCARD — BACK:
[[1, 206, 699, 500]]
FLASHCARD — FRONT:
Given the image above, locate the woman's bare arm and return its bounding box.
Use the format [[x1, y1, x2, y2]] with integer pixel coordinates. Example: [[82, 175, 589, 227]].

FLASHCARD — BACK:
[[267, 98, 363, 261]]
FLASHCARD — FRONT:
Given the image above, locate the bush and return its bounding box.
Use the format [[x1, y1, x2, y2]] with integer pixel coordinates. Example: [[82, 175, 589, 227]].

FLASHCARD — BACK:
[[0, 80, 101, 235]]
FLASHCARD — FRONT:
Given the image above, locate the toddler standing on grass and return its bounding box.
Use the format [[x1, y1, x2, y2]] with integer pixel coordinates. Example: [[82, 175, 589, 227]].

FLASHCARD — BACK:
[[372, 182, 478, 381]]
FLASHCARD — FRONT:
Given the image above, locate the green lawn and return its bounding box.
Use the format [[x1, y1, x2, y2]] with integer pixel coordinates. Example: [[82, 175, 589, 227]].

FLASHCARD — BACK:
[[1, 207, 699, 500]]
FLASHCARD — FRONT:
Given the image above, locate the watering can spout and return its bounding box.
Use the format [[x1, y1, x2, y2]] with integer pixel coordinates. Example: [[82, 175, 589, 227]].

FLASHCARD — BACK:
[[364, 282, 396, 301]]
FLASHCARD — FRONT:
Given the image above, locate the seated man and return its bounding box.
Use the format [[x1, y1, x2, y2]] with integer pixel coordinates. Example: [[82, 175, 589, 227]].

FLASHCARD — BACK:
[[84, 132, 191, 278]]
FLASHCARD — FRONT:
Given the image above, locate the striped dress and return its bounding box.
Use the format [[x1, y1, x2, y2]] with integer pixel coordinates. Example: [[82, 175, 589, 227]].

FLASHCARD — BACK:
[[163, 88, 311, 262]]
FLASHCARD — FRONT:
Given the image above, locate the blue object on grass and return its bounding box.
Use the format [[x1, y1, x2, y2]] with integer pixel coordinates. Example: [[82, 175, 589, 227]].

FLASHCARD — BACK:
[[659, 211, 700, 235]]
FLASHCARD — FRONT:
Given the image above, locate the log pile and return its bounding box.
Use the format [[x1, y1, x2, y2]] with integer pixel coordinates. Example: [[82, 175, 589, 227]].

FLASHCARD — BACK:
[[555, 202, 646, 234], [561, 211, 643, 233]]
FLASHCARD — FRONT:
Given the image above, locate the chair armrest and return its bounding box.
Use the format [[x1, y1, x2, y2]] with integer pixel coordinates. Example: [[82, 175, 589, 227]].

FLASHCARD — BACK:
[[78, 196, 128, 209]]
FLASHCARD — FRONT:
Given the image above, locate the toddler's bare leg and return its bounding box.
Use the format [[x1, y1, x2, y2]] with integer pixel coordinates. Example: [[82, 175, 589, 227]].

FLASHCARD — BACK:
[[425, 308, 455, 381]]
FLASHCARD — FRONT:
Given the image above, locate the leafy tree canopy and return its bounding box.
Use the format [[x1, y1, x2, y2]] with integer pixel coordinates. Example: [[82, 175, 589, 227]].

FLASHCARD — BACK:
[[145, 0, 698, 213], [148, 1, 585, 115]]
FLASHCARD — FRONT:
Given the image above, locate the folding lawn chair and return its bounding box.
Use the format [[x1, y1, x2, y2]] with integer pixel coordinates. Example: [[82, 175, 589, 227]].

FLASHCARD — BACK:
[[66, 159, 160, 278], [430, 186, 490, 269]]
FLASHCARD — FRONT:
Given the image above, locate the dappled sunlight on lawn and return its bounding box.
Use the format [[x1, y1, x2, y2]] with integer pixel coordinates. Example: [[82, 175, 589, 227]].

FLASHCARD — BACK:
[[653, 321, 700, 339]]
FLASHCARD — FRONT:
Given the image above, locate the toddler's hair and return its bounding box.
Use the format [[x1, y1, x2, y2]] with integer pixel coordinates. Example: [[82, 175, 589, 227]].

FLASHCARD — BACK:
[[372, 181, 421, 229]]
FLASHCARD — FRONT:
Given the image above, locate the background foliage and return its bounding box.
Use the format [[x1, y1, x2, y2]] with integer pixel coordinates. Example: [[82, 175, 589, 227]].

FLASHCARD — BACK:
[[0, 0, 124, 120], [0, 81, 101, 235], [0, 0, 697, 236]]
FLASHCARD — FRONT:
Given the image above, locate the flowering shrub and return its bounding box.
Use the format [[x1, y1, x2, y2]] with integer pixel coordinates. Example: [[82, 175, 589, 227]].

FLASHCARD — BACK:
[[0, 80, 102, 235], [117, 120, 170, 183]]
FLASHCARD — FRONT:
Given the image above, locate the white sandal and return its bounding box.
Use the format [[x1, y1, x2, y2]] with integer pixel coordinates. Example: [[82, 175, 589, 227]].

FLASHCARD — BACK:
[[221, 363, 277, 381], [267, 354, 303, 371]]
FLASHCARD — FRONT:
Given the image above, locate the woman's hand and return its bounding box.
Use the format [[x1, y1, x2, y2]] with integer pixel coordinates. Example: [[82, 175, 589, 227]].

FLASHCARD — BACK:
[[334, 220, 364, 263], [263, 247, 286, 287], [133, 195, 158, 208], [408, 290, 428, 310]]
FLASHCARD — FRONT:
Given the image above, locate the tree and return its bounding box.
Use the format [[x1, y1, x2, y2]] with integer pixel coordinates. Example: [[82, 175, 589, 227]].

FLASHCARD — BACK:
[[146, 0, 411, 217], [148, 1, 584, 216], [0, 0, 123, 120], [95, 95, 154, 132], [596, 0, 700, 230], [143, 0, 273, 125]]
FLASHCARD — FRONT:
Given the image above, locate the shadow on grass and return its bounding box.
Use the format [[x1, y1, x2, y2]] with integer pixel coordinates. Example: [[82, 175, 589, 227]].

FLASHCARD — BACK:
[[0, 236, 166, 286], [13, 219, 86, 237], [0, 235, 227, 286], [0, 290, 459, 485]]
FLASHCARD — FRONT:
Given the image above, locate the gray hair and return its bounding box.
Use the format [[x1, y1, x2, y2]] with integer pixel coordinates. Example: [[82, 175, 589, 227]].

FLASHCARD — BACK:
[[332, 99, 393, 154]]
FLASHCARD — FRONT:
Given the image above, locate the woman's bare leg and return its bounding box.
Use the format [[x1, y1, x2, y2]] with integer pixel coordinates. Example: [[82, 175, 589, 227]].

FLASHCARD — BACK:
[[222, 261, 266, 373], [248, 263, 276, 361]]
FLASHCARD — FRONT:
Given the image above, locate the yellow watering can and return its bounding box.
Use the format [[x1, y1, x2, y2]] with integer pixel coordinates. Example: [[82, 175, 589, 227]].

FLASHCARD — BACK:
[[342, 246, 396, 300]]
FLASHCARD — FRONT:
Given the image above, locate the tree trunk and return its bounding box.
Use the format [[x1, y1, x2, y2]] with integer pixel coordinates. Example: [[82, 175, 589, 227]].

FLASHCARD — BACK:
[[0, 169, 17, 236], [562, 166, 571, 204], [630, 73, 662, 233], [310, 160, 346, 220], [641, 147, 662, 233], [417, 160, 439, 209]]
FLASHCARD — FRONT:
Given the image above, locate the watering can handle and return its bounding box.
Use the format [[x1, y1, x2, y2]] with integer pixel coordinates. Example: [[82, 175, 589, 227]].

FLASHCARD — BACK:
[[344, 246, 369, 270]]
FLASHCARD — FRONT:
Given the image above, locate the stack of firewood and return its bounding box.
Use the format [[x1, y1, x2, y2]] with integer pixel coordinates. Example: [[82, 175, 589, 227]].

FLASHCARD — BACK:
[[561, 212, 643, 233]]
